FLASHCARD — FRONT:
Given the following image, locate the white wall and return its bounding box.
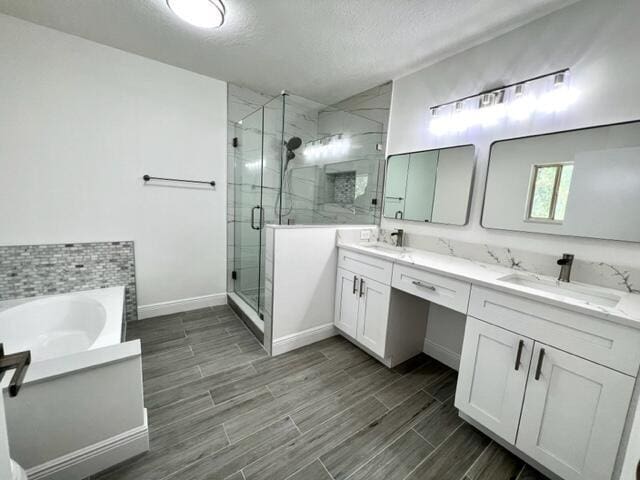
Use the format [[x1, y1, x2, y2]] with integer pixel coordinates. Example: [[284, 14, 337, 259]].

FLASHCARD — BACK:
[[268, 226, 341, 355], [385, 0, 640, 269], [0, 14, 228, 313]]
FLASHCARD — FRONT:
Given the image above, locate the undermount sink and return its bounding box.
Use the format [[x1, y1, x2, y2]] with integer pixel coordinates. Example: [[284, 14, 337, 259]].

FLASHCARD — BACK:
[[360, 242, 404, 253], [498, 273, 621, 308]]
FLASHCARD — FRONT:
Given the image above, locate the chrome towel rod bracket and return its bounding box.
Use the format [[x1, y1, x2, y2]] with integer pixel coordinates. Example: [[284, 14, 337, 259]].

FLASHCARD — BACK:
[[143, 174, 215, 187]]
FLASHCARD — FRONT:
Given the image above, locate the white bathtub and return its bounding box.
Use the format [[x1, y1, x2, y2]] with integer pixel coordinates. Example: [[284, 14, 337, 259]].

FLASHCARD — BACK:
[[0, 287, 124, 362], [0, 287, 148, 480]]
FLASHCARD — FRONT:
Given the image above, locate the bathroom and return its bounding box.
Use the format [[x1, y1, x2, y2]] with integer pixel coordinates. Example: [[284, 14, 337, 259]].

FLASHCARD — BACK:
[[0, 0, 639, 479]]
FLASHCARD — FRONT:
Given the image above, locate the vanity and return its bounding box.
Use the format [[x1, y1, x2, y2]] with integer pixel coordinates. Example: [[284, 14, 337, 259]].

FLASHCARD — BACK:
[[333, 240, 640, 480]]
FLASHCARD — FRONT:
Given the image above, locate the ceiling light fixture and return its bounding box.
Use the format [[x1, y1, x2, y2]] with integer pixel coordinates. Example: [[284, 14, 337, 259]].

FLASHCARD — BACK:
[[166, 0, 226, 28]]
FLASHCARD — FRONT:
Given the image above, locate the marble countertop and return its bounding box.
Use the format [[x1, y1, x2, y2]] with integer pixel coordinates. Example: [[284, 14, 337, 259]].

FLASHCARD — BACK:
[[337, 241, 640, 329]]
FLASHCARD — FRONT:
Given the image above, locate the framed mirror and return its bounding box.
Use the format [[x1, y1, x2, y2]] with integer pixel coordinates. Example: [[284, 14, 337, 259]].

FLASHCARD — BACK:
[[482, 120, 640, 242], [383, 145, 475, 225]]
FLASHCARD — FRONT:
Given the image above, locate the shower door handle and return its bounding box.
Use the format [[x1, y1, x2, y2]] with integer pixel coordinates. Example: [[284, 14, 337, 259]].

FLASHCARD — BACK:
[[251, 206, 260, 230], [259, 206, 265, 229]]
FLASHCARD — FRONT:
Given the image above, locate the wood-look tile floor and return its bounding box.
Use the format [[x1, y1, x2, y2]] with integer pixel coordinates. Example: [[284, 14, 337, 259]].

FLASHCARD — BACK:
[[92, 306, 550, 480]]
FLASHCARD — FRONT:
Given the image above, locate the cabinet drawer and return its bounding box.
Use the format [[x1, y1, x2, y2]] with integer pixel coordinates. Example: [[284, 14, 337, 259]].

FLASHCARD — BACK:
[[337, 248, 393, 285], [392, 264, 471, 313], [469, 285, 640, 376]]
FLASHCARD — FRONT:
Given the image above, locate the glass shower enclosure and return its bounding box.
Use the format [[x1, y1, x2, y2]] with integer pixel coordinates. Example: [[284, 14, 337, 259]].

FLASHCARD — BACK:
[[232, 95, 284, 316], [230, 93, 386, 325]]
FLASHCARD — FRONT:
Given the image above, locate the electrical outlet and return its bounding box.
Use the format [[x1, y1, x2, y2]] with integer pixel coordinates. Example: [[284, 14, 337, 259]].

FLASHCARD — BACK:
[[360, 230, 371, 240]]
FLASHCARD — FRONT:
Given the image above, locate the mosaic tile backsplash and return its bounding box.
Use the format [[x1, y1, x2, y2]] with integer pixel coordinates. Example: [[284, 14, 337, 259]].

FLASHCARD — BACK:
[[0, 241, 138, 321]]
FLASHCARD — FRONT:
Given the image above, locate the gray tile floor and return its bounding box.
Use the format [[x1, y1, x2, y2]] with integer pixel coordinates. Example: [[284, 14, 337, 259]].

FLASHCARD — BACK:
[[93, 306, 550, 480]]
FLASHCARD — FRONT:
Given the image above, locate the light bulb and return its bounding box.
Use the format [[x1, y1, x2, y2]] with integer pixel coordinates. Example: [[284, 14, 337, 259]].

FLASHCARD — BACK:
[[167, 0, 225, 28]]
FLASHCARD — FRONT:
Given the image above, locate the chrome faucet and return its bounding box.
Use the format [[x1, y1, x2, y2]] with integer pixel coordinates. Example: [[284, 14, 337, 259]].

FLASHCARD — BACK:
[[557, 253, 574, 283], [390, 229, 404, 247]]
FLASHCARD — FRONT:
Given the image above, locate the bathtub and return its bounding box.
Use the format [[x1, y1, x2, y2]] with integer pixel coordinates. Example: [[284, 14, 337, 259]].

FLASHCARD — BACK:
[[0, 287, 125, 362], [0, 287, 148, 480]]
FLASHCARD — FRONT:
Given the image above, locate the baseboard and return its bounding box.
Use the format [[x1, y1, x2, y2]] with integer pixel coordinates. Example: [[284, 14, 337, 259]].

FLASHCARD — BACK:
[[423, 338, 461, 371], [26, 411, 149, 480], [272, 323, 337, 356], [137, 293, 227, 319]]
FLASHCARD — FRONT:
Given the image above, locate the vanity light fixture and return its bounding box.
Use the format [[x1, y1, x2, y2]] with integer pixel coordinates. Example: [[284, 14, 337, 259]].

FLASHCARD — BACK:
[[167, 0, 226, 28], [429, 69, 577, 135], [304, 134, 351, 160]]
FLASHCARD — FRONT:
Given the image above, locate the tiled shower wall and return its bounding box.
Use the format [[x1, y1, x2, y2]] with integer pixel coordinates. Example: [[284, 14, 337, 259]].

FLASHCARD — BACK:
[[283, 83, 391, 225], [0, 241, 138, 321]]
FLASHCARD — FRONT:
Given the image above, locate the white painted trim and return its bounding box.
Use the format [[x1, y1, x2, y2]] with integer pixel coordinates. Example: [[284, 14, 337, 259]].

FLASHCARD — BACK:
[[423, 338, 461, 371], [26, 411, 149, 480], [137, 293, 227, 319], [272, 323, 337, 356]]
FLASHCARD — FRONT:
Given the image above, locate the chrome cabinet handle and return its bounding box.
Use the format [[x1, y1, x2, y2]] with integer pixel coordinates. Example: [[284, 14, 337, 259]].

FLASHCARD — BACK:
[[515, 340, 524, 371], [359, 278, 365, 297], [250, 206, 260, 230], [535, 348, 545, 380], [352, 276, 358, 295], [412, 280, 436, 291]]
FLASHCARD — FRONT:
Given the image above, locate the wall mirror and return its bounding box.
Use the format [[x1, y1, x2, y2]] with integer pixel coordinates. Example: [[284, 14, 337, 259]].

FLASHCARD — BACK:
[[383, 145, 475, 225], [482, 120, 640, 242]]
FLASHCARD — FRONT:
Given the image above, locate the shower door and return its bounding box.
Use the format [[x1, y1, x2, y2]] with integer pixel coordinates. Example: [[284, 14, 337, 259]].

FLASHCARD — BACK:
[[232, 95, 285, 317], [233, 106, 265, 313]]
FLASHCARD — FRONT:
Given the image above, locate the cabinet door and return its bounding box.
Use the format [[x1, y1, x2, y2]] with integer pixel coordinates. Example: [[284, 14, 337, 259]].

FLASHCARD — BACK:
[[517, 343, 635, 480], [356, 276, 390, 357], [455, 317, 533, 444], [334, 268, 360, 338]]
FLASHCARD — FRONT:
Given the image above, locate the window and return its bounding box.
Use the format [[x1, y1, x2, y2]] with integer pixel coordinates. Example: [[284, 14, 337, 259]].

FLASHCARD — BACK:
[[527, 163, 574, 222]]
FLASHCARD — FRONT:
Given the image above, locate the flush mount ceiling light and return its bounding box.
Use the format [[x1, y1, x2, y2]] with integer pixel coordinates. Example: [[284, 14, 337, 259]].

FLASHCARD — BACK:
[[429, 69, 578, 136], [166, 0, 225, 28]]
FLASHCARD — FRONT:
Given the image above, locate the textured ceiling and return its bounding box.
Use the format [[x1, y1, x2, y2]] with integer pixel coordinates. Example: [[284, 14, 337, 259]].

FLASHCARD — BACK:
[[0, 0, 578, 104]]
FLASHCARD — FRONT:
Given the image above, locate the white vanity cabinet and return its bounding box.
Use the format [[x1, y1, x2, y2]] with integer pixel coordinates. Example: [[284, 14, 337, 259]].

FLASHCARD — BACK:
[[456, 286, 640, 480], [334, 267, 390, 356], [517, 342, 634, 480], [334, 248, 427, 363], [334, 268, 361, 339], [334, 243, 640, 480], [455, 318, 533, 444]]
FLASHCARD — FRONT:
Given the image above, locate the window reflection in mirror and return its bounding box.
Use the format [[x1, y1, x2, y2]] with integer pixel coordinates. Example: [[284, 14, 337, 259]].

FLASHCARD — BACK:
[[483, 120, 640, 242], [383, 145, 475, 225], [527, 163, 574, 222]]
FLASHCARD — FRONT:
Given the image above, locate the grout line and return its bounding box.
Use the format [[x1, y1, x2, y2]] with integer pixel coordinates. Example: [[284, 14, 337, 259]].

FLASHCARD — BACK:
[[289, 416, 303, 435], [282, 459, 321, 480], [514, 464, 527, 480], [402, 423, 465, 480], [459, 441, 492, 480], [221, 421, 232, 446], [411, 427, 436, 449], [318, 459, 336, 480]]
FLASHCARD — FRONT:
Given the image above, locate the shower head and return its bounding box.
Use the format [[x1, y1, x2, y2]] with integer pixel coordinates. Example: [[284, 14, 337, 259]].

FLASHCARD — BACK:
[[284, 136, 302, 164], [286, 137, 302, 151]]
